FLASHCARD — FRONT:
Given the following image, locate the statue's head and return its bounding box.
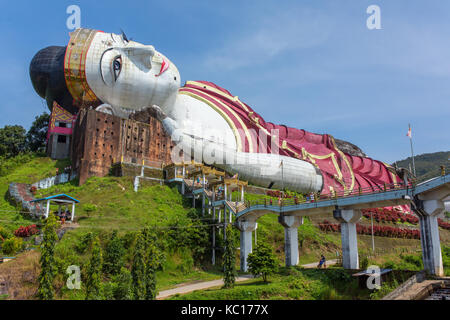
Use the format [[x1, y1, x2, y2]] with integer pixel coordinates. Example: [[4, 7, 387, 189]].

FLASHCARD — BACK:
[[30, 28, 180, 114]]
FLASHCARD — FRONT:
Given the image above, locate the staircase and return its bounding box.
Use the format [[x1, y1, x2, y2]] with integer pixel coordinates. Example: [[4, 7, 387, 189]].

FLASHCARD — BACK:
[[7, 183, 45, 218]]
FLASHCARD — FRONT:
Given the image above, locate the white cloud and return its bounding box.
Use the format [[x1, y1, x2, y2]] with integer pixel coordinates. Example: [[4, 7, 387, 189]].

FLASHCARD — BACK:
[[203, 8, 334, 71]]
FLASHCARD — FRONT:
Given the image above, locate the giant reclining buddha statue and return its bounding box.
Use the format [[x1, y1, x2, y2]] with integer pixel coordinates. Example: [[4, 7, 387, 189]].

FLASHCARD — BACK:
[[29, 28, 405, 200]]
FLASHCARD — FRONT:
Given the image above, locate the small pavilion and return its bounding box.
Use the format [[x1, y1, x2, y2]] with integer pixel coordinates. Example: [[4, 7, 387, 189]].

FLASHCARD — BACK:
[[30, 194, 80, 221]]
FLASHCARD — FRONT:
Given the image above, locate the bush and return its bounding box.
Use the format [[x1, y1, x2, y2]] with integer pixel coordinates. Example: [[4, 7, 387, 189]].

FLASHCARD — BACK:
[[103, 230, 125, 276], [14, 224, 39, 237], [0, 153, 34, 176], [1, 237, 24, 255], [400, 254, 423, 269], [82, 204, 97, 216], [112, 268, 133, 300], [0, 226, 12, 242], [360, 254, 369, 270], [247, 242, 278, 282], [75, 232, 94, 254]]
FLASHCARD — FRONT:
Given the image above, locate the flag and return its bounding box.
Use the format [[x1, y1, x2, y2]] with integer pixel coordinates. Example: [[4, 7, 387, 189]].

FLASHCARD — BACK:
[[406, 125, 412, 138]]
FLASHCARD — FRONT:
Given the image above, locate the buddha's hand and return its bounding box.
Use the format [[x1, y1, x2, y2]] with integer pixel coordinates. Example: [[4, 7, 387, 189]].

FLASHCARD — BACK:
[[148, 104, 167, 121]]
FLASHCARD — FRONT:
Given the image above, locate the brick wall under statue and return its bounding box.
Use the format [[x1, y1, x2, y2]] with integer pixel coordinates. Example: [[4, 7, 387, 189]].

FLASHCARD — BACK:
[[72, 109, 175, 185]]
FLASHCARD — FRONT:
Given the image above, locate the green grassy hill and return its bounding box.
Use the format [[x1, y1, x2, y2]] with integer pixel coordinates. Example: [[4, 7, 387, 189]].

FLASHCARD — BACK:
[[1, 154, 449, 300], [393, 151, 450, 182]]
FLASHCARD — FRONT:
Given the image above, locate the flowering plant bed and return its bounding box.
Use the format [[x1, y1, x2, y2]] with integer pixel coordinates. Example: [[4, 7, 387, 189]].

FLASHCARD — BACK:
[[318, 220, 420, 239], [361, 208, 450, 231]]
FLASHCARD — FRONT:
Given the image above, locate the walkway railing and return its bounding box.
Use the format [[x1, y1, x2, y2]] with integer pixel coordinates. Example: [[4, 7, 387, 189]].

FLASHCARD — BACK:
[[242, 181, 414, 210]]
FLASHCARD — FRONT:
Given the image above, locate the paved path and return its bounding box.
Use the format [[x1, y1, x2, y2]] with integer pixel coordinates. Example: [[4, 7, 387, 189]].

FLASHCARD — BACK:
[[301, 259, 337, 269], [156, 275, 254, 299], [157, 259, 338, 299]]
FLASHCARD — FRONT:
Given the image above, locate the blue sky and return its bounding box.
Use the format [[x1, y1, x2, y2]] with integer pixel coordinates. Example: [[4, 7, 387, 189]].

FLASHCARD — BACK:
[[0, 0, 449, 163]]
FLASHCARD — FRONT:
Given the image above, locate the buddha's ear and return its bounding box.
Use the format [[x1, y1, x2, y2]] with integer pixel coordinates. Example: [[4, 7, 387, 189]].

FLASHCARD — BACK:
[[114, 44, 156, 69]]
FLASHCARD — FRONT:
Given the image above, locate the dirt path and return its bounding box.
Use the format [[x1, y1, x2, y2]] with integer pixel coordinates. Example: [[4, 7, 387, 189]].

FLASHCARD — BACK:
[[156, 259, 338, 299]]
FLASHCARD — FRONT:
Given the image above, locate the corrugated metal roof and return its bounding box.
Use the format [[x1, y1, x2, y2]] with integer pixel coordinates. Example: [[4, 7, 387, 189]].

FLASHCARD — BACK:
[[30, 193, 80, 203]]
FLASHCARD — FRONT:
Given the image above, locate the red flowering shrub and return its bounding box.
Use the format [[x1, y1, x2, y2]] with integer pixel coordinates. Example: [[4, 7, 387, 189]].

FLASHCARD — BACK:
[[438, 219, 450, 231], [14, 224, 39, 237], [361, 208, 419, 225], [318, 220, 420, 239]]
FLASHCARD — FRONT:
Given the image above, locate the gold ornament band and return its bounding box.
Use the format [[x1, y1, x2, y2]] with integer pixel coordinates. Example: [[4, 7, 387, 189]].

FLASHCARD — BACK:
[[64, 28, 100, 107]]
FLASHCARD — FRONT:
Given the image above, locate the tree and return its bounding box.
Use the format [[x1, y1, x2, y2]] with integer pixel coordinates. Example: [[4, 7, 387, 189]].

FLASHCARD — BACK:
[[103, 230, 125, 276], [222, 225, 237, 288], [37, 213, 58, 300], [0, 125, 27, 158], [112, 267, 133, 300], [85, 237, 103, 300], [142, 227, 158, 300], [26, 112, 49, 152], [247, 242, 278, 283], [145, 243, 158, 300], [131, 232, 146, 300]]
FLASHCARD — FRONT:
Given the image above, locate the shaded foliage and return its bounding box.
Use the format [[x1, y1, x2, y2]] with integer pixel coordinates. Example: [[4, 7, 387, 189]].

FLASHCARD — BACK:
[[0, 125, 27, 158], [26, 112, 49, 152], [85, 237, 103, 300], [37, 214, 58, 300], [223, 225, 237, 289], [103, 230, 125, 276]]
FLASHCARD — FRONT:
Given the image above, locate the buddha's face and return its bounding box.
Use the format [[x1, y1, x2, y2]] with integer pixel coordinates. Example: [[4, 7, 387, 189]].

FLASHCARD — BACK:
[[30, 28, 181, 114], [83, 29, 181, 110]]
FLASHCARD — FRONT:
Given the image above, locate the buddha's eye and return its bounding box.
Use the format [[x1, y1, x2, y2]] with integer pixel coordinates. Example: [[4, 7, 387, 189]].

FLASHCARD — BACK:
[[112, 56, 122, 80]]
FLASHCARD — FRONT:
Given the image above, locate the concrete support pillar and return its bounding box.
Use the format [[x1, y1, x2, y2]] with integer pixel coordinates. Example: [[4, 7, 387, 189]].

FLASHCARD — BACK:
[[241, 186, 244, 202], [415, 199, 445, 276], [212, 205, 216, 266], [235, 218, 258, 272], [71, 202, 75, 221], [333, 209, 362, 269], [278, 215, 302, 267], [202, 194, 205, 216], [45, 200, 50, 218], [223, 206, 227, 240]]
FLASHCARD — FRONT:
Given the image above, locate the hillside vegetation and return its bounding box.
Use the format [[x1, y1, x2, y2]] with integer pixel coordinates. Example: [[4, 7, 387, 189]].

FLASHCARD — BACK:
[[394, 151, 450, 182], [1, 154, 449, 300]]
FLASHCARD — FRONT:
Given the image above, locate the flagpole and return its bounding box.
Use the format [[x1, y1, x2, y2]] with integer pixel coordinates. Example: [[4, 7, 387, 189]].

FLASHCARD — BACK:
[[408, 124, 416, 177]]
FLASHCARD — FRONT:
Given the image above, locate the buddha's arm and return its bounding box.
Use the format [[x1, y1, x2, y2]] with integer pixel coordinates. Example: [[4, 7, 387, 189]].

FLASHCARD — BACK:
[[150, 105, 323, 193]]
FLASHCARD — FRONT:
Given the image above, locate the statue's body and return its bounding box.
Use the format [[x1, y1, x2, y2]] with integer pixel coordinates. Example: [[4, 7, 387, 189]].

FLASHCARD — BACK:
[[30, 28, 402, 196]]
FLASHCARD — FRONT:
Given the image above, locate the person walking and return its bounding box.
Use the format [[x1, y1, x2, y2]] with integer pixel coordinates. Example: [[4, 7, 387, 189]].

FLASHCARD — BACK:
[[317, 255, 326, 268]]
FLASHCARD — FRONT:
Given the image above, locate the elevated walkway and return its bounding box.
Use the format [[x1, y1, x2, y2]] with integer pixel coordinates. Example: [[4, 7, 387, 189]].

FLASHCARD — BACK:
[[161, 162, 450, 276]]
